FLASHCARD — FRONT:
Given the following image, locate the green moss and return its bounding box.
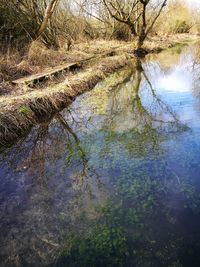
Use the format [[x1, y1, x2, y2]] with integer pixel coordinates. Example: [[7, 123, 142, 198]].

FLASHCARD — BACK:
[[19, 105, 30, 114]]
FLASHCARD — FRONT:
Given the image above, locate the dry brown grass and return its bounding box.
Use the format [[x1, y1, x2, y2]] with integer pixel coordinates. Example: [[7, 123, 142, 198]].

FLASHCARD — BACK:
[[0, 34, 197, 96], [0, 35, 196, 84], [0, 51, 25, 81], [0, 40, 126, 84], [0, 39, 124, 95], [27, 41, 69, 69], [155, 0, 193, 35], [0, 54, 130, 146], [0, 33, 199, 146]]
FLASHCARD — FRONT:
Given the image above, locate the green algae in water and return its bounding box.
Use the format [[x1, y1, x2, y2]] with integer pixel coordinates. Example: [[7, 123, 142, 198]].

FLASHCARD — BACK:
[[2, 44, 200, 267], [58, 170, 200, 267], [55, 46, 200, 267]]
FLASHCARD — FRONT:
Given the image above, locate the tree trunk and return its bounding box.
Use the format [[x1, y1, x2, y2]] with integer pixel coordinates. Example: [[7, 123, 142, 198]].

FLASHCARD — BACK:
[[136, 33, 145, 49], [37, 0, 59, 38], [130, 24, 137, 37], [136, 2, 147, 50]]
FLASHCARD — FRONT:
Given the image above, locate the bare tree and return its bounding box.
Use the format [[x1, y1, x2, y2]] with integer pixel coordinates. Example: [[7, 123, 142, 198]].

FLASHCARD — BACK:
[[102, 0, 139, 36], [137, 0, 167, 48], [37, 0, 60, 38], [0, 0, 61, 49], [102, 0, 168, 50]]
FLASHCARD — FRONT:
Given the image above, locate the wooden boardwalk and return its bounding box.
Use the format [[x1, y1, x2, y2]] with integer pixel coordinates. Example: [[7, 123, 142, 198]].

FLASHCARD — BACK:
[[12, 49, 118, 85], [12, 61, 84, 85]]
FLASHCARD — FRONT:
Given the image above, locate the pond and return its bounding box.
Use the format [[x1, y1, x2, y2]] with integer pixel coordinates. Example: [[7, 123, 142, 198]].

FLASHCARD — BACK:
[[1, 43, 200, 267]]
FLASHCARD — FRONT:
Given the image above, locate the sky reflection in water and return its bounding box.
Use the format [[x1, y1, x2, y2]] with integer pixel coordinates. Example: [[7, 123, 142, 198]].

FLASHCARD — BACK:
[[1, 44, 200, 267]]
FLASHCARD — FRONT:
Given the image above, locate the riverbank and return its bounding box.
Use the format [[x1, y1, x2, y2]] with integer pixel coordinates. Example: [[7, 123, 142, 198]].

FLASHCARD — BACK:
[[0, 33, 198, 146], [0, 54, 130, 146]]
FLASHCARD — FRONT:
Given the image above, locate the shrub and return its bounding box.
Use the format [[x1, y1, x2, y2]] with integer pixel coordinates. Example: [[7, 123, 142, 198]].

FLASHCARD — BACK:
[[172, 20, 191, 34]]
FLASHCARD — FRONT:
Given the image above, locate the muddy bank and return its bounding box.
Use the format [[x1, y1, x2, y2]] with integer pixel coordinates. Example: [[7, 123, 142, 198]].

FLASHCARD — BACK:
[[0, 55, 131, 147]]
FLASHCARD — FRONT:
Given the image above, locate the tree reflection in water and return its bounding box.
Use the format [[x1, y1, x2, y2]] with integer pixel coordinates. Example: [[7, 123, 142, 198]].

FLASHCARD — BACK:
[[54, 60, 200, 267], [1, 50, 200, 267], [0, 116, 108, 267]]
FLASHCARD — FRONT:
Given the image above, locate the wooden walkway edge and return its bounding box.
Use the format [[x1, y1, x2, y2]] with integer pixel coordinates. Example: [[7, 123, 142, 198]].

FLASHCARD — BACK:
[[12, 60, 88, 85], [12, 49, 118, 85]]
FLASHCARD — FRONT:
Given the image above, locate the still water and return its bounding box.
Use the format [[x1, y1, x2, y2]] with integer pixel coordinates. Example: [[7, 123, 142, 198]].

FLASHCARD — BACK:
[[1, 43, 200, 267]]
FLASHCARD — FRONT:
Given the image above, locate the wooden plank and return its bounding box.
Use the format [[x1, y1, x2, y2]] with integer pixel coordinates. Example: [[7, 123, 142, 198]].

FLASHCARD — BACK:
[[12, 49, 118, 85], [12, 61, 82, 85]]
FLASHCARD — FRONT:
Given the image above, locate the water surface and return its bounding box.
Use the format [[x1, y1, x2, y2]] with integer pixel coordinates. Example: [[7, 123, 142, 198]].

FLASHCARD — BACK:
[[1, 43, 200, 267]]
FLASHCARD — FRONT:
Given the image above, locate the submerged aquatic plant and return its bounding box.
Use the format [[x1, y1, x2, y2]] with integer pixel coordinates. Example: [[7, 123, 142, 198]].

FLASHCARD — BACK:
[[57, 165, 200, 267]]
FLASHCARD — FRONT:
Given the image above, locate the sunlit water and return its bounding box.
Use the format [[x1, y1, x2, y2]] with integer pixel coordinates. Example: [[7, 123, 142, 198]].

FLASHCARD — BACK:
[[1, 44, 200, 267]]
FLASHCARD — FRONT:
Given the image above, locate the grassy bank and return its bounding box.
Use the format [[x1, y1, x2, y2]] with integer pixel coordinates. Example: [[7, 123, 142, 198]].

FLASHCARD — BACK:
[[0, 33, 197, 85], [0, 54, 130, 146], [0, 33, 198, 146]]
